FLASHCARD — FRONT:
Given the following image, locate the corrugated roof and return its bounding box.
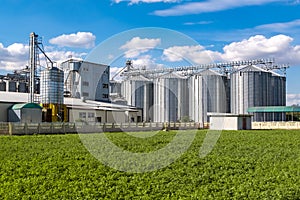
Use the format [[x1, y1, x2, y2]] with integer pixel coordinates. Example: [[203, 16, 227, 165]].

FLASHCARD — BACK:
[[11, 103, 42, 110], [0, 92, 139, 111], [195, 69, 223, 76], [158, 72, 186, 79], [125, 75, 151, 82], [248, 106, 300, 112]]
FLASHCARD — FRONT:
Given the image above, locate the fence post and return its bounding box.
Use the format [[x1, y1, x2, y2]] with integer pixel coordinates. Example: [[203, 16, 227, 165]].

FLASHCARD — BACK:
[[51, 123, 54, 134], [24, 123, 28, 135], [8, 122, 13, 135], [103, 123, 106, 132], [38, 123, 41, 134]]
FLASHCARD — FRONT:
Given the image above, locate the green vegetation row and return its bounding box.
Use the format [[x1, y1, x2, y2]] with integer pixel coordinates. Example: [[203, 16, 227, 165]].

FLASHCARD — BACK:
[[0, 130, 299, 199]]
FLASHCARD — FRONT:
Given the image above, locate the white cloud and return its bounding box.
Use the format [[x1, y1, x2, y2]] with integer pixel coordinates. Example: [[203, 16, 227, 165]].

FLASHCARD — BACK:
[[110, 66, 123, 80], [120, 37, 161, 58], [113, 0, 180, 4], [0, 42, 87, 72], [41, 51, 86, 67], [184, 21, 213, 26], [0, 43, 29, 71], [255, 19, 300, 32], [49, 32, 96, 49], [131, 55, 164, 69], [286, 94, 300, 106], [162, 45, 222, 64], [153, 0, 282, 16], [161, 34, 300, 66], [221, 34, 300, 65]]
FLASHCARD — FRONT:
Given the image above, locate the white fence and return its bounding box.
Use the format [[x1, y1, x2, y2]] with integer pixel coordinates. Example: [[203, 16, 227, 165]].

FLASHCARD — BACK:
[[252, 122, 300, 130], [0, 122, 202, 135]]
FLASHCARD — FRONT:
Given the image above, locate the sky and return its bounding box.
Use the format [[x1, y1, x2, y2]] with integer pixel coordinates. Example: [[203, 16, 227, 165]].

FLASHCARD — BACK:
[[0, 0, 300, 105]]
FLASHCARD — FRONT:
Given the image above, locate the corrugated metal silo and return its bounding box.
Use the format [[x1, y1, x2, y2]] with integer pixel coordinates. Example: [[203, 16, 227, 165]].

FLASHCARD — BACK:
[[230, 65, 286, 121], [0, 80, 6, 91], [153, 72, 188, 122], [18, 82, 27, 93], [121, 75, 153, 122], [6, 80, 17, 92], [189, 69, 230, 124], [40, 67, 64, 104]]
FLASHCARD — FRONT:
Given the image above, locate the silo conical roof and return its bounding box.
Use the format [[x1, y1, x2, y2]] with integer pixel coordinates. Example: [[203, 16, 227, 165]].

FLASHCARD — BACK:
[[234, 65, 268, 73], [195, 69, 223, 76], [158, 72, 186, 79], [126, 75, 151, 81]]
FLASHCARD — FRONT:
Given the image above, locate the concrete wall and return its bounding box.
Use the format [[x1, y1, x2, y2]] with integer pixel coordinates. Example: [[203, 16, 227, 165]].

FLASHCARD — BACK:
[[210, 115, 252, 130], [0, 103, 14, 122], [68, 109, 142, 123]]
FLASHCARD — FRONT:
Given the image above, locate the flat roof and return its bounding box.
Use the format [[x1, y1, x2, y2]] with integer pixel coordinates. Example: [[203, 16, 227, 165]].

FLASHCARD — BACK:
[[248, 106, 300, 113], [0, 91, 140, 112]]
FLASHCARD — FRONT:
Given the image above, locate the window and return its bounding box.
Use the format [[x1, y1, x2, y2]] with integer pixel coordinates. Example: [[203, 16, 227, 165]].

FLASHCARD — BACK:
[[96, 117, 102, 123], [102, 83, 109, 88], [102, 94, 109, 98], [82, 92, 89, 97], [88, 112, 95, 118], [79, 112, 86, 119], [83, 81, 89, 86]]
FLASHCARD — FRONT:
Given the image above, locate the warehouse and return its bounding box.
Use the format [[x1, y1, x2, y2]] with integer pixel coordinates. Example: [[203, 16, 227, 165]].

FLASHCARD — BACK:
[[0, 91, 142, 123]]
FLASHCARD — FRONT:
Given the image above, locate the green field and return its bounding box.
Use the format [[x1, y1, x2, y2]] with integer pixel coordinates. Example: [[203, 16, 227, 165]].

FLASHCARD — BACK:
[[0, 130, 299, 199]]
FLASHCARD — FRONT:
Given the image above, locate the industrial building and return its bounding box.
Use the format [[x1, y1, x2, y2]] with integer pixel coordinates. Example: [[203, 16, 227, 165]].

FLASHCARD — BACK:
[[61, 59, 110, 102], [153, 72, 189, 122], [188, 69, 230, 124], [0, 32, 142, 124], [121, 74, 153, 122], [0, 32, 291, 127], [0, 91, 142, 123], [115, 59, 288, 124], [230, 65, 286, 121]]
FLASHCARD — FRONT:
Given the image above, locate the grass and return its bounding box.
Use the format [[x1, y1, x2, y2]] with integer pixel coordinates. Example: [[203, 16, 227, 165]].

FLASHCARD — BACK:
[[0, 130, 299, 199]]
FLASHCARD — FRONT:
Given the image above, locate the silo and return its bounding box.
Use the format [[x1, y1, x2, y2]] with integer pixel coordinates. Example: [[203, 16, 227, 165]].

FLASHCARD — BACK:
[[268, 71, 286, 121], [0, 80, 6, 91], [6, 80, 17, 92], [153, 72, 188, 123], [40, 67, 64, 104], [18, 82, 27, 93], [110, 80, 122, 95], [121, 75, 153, 122], [230, 65, 286, 121], [189, 69, 229, 124], [40, 67, 66, 122]]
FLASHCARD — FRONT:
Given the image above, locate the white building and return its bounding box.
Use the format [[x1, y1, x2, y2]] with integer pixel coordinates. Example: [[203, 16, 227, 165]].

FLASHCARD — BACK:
[[61, 59, 110, 102], [0, 91, 142, 123]]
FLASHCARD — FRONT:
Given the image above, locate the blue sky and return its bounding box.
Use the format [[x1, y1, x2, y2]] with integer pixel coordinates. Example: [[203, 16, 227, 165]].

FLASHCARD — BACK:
[[1, 0, 300, 104]]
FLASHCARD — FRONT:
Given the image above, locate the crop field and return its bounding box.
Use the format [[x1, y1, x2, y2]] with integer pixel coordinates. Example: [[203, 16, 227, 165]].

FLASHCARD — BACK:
[[0, 130, 299, 199]]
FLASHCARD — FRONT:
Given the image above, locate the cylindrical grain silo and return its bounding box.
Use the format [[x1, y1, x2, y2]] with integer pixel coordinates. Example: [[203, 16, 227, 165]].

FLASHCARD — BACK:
[[121, 75, 153, 122], [268, 71, 286, 121], [153, 72, 188, 123], [40, 67, 66, 122], [0, 80, 6, 91], [231, 65, 270, 115], [189, 69, 230, 124], [40, 67, 64, 104], [6, 80, 17, 92], [230, 65, 286, 121], [18, 81, 27, 93]]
